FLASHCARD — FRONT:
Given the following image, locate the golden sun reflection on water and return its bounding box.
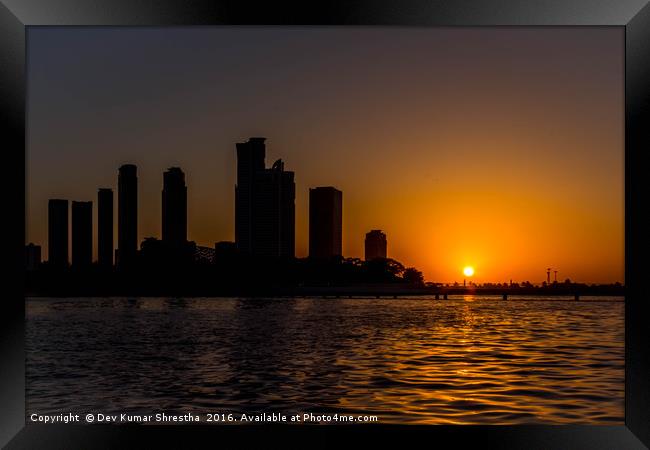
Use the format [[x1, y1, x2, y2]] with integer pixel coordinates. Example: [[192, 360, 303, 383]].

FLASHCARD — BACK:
[[27, 296, 624, 424]]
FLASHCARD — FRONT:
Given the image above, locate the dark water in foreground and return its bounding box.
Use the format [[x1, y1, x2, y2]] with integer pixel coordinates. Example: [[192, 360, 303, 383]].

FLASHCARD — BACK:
[[26, 296, 624, 424]]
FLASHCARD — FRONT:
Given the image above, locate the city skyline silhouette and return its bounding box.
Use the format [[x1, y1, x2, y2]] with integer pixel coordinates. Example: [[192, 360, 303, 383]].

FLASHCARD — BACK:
[[26, 27, 624, 283], [26, 136, 624, 293], [33, 137, 405, 272], [19, 24, 633, 433]]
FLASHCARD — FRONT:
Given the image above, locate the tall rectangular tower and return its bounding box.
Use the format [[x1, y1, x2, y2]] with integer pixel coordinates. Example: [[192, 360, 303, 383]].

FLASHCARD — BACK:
[[162, 167, 187, 247], [97, 188, 113, 267], [235, 138, 295, 258], [309, 187, 342, 259], [118, 164, 137, 267], [72, 201, 92, 267], [47, 199, 68, 268], [235, 137, 266, 254]]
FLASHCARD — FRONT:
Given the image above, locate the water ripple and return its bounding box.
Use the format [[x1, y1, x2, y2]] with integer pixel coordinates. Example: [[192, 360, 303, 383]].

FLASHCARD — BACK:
[[26, 296, 624, 424]]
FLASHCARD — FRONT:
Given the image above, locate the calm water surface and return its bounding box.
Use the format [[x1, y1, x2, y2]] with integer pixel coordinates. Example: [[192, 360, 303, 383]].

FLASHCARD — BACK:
[[26, 296, 624, 424]]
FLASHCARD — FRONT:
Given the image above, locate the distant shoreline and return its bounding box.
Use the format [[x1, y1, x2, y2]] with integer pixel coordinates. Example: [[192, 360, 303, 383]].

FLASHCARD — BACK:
[[25, 285, 625, 299]]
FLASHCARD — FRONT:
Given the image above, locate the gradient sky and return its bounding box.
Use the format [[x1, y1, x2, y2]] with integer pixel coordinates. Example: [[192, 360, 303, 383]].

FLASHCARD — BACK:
[[27, 27, 624, 284]]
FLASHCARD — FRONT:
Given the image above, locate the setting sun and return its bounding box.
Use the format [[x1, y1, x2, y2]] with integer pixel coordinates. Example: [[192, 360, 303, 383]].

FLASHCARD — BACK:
[[463, 266, 475, 277]]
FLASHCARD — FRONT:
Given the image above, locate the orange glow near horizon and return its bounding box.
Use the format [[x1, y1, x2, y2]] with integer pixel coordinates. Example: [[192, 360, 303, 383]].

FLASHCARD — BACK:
[[26, 28, 624, 285]]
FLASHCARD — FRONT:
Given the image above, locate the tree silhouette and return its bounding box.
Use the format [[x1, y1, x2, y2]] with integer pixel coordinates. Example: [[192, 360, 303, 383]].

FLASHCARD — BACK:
[[403, 267, 424, 285], [364, 257, 405, 282]]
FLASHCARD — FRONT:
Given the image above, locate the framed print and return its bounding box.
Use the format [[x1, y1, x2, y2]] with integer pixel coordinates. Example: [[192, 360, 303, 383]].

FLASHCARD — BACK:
[[1, 1, 649, 448]]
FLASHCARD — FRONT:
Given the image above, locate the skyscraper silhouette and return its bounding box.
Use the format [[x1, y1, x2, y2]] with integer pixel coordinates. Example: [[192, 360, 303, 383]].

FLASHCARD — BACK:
[[309, 187, 343, 259], [72, 201, 92, 268], [47, 199, 68, 268], [365, 230, 387, 261], [235, 137, 265, 254], [97, 188, 113, 267], [235, 138, 295, 258], [162, 167, 187, 247], [118, 164, 137, 267]]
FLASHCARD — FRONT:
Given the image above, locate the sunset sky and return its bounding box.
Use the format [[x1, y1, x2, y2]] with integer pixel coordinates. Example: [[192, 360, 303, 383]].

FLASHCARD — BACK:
[[27, 27, 624, 284]]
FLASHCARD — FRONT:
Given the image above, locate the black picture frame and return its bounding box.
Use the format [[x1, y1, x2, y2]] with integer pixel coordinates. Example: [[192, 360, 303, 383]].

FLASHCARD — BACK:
[[1, 1, 648, 448]]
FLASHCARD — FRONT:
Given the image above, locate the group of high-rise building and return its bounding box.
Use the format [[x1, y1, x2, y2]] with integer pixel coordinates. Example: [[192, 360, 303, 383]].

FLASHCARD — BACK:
[[27, 137, 389, 269], [40, 163, 188, 269]]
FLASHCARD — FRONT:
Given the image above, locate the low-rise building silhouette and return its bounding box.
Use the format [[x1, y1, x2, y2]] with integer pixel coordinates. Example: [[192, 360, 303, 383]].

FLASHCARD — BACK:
[[365, 229, 387, 261], [48, 199, 68, 268], [309, 186, 342, 259], [139, 237, 163, 267], [215, 241, 238, 261], [72, 201, 92, 268], [25, 243, 41, 271], [139, 237, 195, 267]]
